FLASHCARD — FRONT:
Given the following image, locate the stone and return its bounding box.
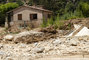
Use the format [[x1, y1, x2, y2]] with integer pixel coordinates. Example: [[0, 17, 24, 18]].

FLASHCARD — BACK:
[[13, 31, 44, 43], [6, 57, 13, 60], [70, 39, 78, 46], [34, 43, 38, 46], [34, 47, 45, 53], [19, 44, 26, 48], [53, 39, 61, 46], [45, 47, 53, 53], [0, 44, 3, 49], [0, 51, 5, 55], [4, 35, 14, 41]]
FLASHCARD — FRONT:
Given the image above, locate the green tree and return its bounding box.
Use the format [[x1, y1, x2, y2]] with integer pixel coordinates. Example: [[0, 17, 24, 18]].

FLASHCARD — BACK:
[[16, 0, 24, 6], [0, 3, 19, 25]]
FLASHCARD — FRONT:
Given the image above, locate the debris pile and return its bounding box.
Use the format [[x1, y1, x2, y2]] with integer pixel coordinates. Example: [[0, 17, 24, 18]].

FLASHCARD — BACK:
[[0, 36, 89, 60], [68, 24, 89, 36], [63, 18, 89, 30], [39, 26, 57, 34], [3, 30, 58, 43], [14, 31, 44, 43]]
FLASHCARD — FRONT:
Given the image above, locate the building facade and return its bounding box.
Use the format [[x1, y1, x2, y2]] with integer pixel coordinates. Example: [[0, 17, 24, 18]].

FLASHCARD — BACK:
[[6, 5, 52, 28]]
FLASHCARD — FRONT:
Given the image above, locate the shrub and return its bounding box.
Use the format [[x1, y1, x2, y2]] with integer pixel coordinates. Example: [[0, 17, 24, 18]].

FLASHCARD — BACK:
[[0, 3, 19, 25], [46, 17, 54, 26], [41, 18, 47, 27]]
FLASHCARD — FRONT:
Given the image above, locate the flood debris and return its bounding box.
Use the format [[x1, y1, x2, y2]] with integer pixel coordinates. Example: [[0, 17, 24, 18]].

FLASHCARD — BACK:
[[4, 35, 14, 41], [68, 24, 89, 36], [39, 26, 57, 34], [3, 29, 58, 43]]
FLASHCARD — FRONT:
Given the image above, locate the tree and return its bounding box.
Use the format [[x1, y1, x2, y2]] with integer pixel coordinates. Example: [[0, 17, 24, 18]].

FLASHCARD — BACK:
[[0, 3, 19, 25], [16, 0, 24, 6]]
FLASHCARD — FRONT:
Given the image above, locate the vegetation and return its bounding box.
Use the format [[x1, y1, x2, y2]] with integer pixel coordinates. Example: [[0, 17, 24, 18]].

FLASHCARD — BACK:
[[0, 3, 19, 25]]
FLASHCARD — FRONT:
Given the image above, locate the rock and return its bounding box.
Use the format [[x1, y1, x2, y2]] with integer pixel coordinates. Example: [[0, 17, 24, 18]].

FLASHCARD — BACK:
[[0, 51, 5, 55], [14, 31, 44, 43], [34, 43, 38, 46], [45, 47, 53, 53], [70, 39, 78, 46], [6, 57, 13, 60], [53, 39, 61, 46], [34, 47, 45, 53], [4, 35, 14, 41], [19, 44, 27, 48], [0, 44, 3, 49]]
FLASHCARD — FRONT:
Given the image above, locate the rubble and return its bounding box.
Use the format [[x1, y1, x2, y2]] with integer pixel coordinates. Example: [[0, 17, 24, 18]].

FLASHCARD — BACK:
[[0, 36, 89, 59], [68, 24, 89, 36], [4, 35, 14, 41], [39, 26, 57, 34], [13, 31, 44, 43], [3, 29, 58, 43], [53, 38, 61, 46], [1, 24, 89, 60], [34, 47, 45, 53]]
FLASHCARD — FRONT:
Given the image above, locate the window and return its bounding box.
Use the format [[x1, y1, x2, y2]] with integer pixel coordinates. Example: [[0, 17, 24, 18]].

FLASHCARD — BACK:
[[18, 14, 22, 20], [30, 14, 37, 20]]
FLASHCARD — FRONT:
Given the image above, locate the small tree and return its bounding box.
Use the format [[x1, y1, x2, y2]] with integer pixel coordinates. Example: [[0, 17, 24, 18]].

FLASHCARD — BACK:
[[0, 3, 19, 25], [17, 0, 24, 6]]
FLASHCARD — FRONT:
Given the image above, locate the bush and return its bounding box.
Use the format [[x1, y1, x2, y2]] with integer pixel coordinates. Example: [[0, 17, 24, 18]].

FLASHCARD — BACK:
[[0, 3, 19, 25], [46, 17, 54, 26], [78, 2, 89, 17], [41, 18, 47, 27], [41, 14, 64, 29]]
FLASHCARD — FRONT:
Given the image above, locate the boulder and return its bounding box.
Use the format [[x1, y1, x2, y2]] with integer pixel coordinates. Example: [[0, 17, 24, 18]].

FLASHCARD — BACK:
[[70, 39, 78, 46], [34, 47, 45, 53], [6, 57, 13, 60], [53, 39, 61, 46], [14, 31, 44, 43], [4, 35, 14, 41]]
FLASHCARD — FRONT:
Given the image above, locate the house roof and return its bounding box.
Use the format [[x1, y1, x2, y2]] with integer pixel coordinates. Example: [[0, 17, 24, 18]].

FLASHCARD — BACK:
[[7, 5, 53, 14]]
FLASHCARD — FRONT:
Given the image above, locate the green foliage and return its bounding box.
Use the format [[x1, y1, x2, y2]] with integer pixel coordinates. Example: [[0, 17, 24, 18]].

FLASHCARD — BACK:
[[54, 14, 64, 29], [0, 3, 19, 25], [41, 17, 54, 27], [46, 17, 54, 26], [16, 0, 24, 6], [28, 0, 34, 6], [54, 14, 60, 29], [0, 3, 18, 13], [41, 14, 64, 29], [78, 2, 89, 17], [41, 18, 47, 27]]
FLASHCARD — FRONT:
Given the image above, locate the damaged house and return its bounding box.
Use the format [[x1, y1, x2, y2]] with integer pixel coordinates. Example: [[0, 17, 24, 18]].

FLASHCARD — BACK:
[[5, 5, 52, 28]]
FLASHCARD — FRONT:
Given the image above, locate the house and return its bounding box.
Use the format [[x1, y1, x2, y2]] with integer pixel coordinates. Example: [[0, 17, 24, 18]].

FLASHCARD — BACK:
[[5, 5, 52, 28]]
